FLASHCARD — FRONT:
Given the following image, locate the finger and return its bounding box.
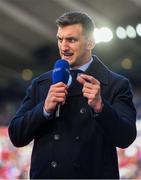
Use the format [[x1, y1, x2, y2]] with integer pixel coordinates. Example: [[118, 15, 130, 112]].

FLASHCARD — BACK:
[[83, 92, 96, 99], [49, 91, 66, 100], [50, 86, 68, 94], [55, 88, 68, 95], [56, 97, 66, 102], [77, 75, 86, 85], [83, 82, 94, 89], [83, 87, 96, 94], [54, 92, 67, 98], [52, 97, 66, 103], [78, 74, 100, 85], [53, 82, 68, 88]]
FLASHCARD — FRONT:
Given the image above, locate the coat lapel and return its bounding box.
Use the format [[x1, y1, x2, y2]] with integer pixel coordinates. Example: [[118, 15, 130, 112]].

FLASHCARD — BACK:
[[86, 55, 109, 86]]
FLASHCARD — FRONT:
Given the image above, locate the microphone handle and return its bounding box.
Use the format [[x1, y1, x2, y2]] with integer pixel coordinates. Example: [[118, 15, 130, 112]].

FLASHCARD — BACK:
[[56, 104, 61, 117]]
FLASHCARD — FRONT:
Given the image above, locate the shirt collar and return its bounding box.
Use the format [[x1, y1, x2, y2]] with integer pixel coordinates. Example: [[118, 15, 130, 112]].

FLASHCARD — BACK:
[[71, 57, 93, 72], [79, 57, 93, 72]]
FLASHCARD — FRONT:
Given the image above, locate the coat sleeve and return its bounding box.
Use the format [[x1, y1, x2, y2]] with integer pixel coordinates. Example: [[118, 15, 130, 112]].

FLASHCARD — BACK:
[[96, 77, 137, 148], [8, 78, 52, 147]]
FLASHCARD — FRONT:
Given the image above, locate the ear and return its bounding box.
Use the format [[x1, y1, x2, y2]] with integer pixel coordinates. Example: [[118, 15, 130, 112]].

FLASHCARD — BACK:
[[86, 39, 95, 50]]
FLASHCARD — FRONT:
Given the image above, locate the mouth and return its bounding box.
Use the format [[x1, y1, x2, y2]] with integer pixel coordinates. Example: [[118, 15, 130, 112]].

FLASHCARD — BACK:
[[62, 52, 73, 59]]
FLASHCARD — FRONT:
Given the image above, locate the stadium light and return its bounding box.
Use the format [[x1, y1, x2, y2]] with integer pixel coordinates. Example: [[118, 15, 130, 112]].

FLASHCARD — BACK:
[[93, 27, 113, 44], [116, 26, 127, 39], [22, 69, 33, 81], [136, 23, 141, 37], [126, 25, 136, 39], [121, 58, 133, 70]]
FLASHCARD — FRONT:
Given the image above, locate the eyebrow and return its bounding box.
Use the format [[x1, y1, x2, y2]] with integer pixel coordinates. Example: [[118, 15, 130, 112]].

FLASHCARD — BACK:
[[56, 35, 78, 40]]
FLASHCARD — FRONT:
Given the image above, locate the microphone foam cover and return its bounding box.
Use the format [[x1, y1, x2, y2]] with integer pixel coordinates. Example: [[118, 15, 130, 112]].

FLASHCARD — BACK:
[[52, 59, 70, 84]]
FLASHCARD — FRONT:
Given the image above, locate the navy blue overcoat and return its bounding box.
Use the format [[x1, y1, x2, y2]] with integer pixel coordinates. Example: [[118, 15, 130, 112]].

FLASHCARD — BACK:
[[9, 55, 136, 179]]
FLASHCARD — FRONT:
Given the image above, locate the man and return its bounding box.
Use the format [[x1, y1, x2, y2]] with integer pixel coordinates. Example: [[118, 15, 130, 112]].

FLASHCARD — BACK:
[[9, 11, 136, 179]]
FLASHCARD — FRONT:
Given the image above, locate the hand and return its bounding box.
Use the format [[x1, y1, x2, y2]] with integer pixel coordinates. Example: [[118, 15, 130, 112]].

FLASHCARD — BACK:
[[44, 82, 68, 113], [77, 74, 103, 113]]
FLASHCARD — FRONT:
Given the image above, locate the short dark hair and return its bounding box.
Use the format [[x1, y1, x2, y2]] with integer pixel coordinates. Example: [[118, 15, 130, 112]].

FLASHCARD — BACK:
[[56, 11, 95, 38]]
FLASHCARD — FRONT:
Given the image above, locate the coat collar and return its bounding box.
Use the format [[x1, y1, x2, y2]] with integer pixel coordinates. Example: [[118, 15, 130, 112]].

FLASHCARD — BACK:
[[85, 55, 109, 85]]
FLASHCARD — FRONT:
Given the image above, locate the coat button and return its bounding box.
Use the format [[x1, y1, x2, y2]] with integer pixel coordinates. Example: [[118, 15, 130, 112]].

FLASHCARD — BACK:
[[51, 161, 57, 168], [75, 136, 80, 141], [80, 107, 86, 114], [54, 134, 60, 140]]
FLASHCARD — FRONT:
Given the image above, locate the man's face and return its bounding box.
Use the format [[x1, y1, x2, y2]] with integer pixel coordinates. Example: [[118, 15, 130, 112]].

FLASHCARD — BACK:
[[57, 24, 93, 68]]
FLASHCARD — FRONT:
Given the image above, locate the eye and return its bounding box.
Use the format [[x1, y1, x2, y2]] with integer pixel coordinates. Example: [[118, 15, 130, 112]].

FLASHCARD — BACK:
[[57, 37, 63, 43], [67, 37, 78, 43]]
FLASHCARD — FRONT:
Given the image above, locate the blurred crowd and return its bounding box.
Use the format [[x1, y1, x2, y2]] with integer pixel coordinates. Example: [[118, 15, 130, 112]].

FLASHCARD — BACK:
[[118, 120, 141, 179], [0, 127, 32, 179]]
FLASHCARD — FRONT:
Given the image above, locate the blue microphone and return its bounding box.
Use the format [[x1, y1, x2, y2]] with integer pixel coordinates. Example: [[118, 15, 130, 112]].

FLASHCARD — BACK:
[[52, 59, 70, 84], [52, 59, 70, 117]]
